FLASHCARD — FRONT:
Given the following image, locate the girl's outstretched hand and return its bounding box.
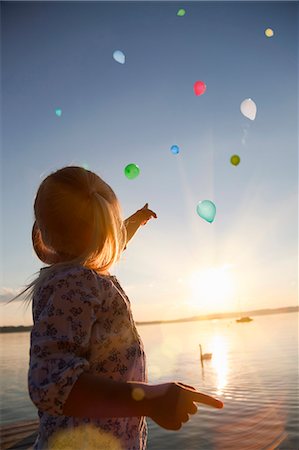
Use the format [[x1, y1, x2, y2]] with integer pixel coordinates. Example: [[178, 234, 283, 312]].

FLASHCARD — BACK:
[[134, 203, 157, 226], [124, 204, 157, 246], [147, 382, 223, 431]]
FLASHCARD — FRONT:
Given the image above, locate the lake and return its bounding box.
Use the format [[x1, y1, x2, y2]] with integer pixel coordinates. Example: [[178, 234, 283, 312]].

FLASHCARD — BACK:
[[0, 313, 298, 449]]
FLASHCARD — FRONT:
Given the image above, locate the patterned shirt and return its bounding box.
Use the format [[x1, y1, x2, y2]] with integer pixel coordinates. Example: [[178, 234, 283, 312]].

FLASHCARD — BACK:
[[28, 265, 147, 450]]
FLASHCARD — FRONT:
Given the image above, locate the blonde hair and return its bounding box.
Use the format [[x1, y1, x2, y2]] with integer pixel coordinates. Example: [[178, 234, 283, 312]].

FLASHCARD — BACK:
[[6, 166, 127, 311]]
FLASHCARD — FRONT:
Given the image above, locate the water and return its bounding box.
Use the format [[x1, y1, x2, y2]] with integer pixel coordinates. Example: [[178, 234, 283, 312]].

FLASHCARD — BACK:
[[0, 313, 298, 449]]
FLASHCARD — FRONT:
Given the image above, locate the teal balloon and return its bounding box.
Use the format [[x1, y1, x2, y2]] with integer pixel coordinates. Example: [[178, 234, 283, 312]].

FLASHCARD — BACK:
[[124, 163, 140, 180], [196, 200, 216, 223], [55, 108, 62, 117]]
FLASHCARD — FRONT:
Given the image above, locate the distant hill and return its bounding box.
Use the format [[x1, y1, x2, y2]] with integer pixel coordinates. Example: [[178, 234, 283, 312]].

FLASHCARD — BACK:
[[0, 305, 298, 333], [136, 305, 299, 326]]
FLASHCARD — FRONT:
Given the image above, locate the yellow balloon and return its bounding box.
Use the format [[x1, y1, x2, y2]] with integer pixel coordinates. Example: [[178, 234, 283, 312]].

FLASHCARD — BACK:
[[230, 155, 240, 166], [265, 28, 274, 38]]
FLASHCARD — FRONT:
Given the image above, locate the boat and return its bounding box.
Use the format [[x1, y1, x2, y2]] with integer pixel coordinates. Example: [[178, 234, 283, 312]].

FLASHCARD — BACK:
[[236, 316, 253, 323]]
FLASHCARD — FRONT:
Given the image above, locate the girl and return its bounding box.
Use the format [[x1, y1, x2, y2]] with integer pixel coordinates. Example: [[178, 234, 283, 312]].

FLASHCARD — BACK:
[[10, 166, 223, 450]]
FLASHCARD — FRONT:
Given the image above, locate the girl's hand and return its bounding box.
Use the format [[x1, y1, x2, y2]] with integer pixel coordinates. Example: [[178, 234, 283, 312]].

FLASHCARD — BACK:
[[123, 204, 157, 246], [147, 382, 223, 431], [133, 203, 157, 226]]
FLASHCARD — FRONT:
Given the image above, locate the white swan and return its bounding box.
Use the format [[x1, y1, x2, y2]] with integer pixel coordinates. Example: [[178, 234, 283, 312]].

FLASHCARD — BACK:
[[199, 344, 212, 362]]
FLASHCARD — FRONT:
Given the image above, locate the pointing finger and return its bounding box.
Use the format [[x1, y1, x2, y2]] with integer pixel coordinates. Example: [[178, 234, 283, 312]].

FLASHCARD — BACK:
[[191, 391, 223, 409], [177, 382, 197, 391]]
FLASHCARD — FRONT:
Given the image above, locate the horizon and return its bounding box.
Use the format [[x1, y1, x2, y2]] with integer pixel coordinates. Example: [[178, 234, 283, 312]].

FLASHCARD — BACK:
[[1, 303, 298, 329], [1, 1, 298, 326]]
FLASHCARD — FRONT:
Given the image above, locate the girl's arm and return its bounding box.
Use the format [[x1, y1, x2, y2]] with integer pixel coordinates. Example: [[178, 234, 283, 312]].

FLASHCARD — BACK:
[[62, 373, 152, 418], [124, 204, 157, 245], [62, 372, 223, 430]]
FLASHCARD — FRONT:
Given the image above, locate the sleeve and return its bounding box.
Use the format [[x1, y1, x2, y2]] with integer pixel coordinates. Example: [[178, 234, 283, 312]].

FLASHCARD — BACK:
[[28, 267, 102, 416]]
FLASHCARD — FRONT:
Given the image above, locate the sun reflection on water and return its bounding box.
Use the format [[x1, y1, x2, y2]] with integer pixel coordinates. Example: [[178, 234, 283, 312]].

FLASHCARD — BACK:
[[210, 334, 229, 396]]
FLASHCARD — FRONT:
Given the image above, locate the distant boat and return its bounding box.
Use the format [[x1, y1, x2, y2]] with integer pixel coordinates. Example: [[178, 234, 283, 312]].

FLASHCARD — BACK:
[[236, 316, 253, 323]]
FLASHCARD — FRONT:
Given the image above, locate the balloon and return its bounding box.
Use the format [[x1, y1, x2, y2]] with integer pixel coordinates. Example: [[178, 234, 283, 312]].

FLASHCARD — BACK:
[[240, 98, 257, 121], [55, 108, 62, 117], [177, 9, 186, 17], [230, 155, 240, 166], [113, 50, 125, 64], [265, 28, 274, 37], [124, 163, 140, 179], [193, 80, 206, 96], [196, 200, 216, 223], [170, 145, 180, 155]]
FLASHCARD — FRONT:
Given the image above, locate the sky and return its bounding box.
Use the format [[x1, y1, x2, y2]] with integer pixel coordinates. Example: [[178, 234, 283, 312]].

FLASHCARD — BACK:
[[1, 1, 298, 326]]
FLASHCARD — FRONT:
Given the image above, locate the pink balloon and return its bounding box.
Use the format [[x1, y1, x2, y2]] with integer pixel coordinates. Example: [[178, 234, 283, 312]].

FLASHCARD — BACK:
[[193, 80, 206, 96]]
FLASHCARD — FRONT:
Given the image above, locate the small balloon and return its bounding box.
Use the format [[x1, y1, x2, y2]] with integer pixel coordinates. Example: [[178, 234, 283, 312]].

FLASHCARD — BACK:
[[170, 145, 180, 155], [124, 163, 140, 180], [265, 28, 274, 37], [193, 80, 206, 96], [230, 155, 240, 166], [113, 50, 125, 64], [177, 9, 186, 17], [240, 98, 257, 121], [196, 200, 216, 223], [55, 108, 62, 117]]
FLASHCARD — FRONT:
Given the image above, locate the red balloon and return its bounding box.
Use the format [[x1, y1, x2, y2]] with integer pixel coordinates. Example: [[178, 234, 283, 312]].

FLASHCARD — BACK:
[[193, 80, 206, 96]]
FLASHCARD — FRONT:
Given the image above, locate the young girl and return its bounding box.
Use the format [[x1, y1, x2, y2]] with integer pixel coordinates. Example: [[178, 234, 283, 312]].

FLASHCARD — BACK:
[[11, 166, 223, 450]]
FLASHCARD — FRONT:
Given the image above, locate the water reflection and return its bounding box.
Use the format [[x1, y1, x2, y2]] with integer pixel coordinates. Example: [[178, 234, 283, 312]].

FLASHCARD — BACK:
[[210, 334, 228, 396], [213, 401, 288, 449], [1, 314, 297, 449]]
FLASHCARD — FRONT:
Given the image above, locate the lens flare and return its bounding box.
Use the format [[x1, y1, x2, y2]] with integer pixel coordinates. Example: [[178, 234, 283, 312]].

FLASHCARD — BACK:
[[48, 424, 122, 450]]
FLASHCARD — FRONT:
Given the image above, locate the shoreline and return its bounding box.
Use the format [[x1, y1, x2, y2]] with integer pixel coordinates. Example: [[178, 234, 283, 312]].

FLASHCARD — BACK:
[[0, 305, 298, 333]]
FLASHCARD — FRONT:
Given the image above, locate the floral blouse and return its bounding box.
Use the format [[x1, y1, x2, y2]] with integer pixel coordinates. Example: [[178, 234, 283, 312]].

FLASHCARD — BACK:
[[28, 265, 147, 450]]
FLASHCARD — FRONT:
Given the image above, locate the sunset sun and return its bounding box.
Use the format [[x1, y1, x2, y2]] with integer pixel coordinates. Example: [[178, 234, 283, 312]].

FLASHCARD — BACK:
[[188, 265, 235, 312]]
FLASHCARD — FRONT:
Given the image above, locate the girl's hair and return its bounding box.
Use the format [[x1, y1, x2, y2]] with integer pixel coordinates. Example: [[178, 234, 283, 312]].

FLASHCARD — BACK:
[[6, 166, 127, 311]]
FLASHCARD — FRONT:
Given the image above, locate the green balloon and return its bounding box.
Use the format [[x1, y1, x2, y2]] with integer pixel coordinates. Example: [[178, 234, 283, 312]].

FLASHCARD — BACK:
[[124, 163, 140, 180], [230, 155, 240, 166], [177, 9, 186, 17], [196, 200, 216, 223]]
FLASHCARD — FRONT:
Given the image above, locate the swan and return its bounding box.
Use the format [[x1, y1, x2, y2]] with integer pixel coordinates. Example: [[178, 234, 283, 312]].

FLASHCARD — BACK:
[[199, 344, 212, 362]]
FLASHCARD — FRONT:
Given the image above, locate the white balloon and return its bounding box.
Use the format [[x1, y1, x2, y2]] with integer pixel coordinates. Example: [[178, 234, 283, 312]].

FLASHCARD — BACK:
[[240, 98, 257, 121], [113, 50, 125, 64]]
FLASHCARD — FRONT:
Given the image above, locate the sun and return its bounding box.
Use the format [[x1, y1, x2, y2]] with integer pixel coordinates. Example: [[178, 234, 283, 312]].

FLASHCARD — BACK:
[[188, 265, 235, 312]]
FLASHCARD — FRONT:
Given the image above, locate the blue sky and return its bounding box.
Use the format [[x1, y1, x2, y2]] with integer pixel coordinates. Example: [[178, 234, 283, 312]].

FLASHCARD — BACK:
[[1, 1, 298, 325]]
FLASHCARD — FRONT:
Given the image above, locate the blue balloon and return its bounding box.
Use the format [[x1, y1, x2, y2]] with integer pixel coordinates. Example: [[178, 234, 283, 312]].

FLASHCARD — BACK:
[[171, 145, 180, 155], [196, 200, 216, 223]]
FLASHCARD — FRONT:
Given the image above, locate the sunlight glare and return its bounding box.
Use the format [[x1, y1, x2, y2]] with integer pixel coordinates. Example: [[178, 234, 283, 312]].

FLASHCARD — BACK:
[[188, 265, 235, 312], [211, 335, 228, 395]]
